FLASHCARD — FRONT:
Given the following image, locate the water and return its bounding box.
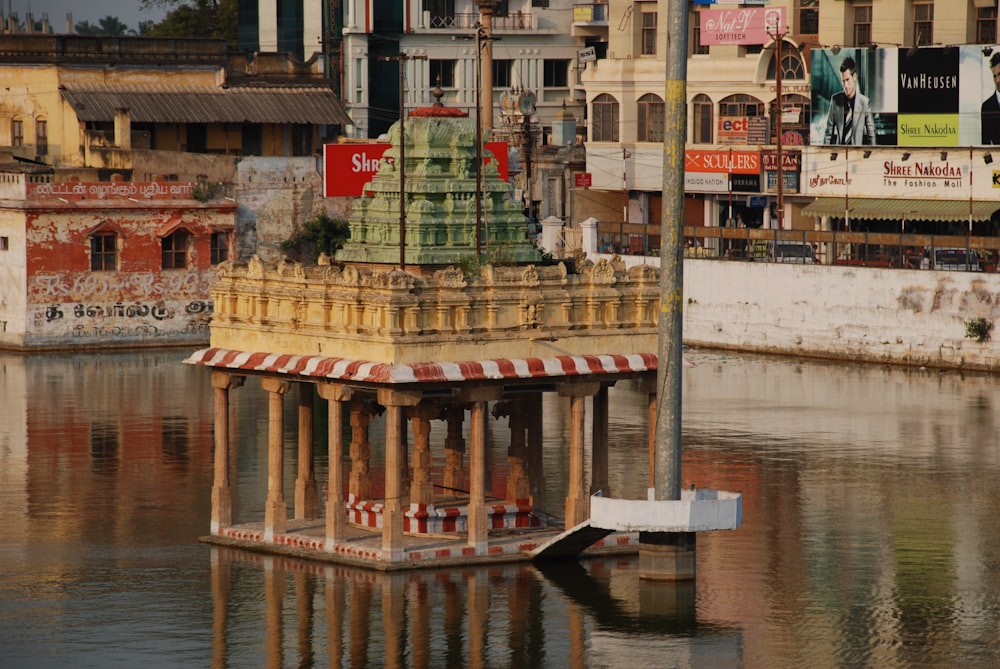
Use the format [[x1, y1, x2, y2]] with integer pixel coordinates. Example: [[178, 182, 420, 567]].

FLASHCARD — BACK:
[[2, 349, 1000, 668]]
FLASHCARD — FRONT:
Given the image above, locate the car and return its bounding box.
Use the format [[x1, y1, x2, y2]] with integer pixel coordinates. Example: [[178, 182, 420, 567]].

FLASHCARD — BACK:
[[933, 247, 980, 271], [767, 241, 815, 264]]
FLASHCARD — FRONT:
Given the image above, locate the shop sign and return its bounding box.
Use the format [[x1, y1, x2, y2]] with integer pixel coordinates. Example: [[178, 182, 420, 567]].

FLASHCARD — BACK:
[[685, 149, 759, 174]]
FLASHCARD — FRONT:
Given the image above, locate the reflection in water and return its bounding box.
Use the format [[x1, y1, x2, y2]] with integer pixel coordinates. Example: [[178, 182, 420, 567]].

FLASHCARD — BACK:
[[2, 350, 1000, 667]]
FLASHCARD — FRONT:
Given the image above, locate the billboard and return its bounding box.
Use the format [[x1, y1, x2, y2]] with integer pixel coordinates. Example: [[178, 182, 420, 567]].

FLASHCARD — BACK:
[[324, 141, 510, 197], [810, 45, 1000, 147], [699, 7, 786, 46]]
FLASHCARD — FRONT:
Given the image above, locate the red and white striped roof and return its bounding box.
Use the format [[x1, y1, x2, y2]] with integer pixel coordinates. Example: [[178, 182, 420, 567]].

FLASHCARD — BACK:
[[185, 347, 657, 384]]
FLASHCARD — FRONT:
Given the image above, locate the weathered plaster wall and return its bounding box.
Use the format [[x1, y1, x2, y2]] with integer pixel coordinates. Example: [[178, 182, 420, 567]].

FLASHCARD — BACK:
[[682, 260, 1000, 370], [235, 157, 354, 263]]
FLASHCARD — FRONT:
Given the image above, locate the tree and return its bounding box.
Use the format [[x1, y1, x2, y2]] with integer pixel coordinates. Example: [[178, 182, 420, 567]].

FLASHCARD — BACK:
[[142, 0, 237, 47], [75, 16, 131, 36], [280, 211, 351, 264]]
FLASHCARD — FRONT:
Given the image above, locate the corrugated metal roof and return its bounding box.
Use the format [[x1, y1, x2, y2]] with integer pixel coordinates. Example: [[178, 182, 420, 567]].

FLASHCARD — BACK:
[[802, 197, 1000, 222], [61, 84, 352, 126]]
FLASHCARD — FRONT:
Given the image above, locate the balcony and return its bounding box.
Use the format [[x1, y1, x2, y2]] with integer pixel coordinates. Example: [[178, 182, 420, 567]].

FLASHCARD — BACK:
[[572, 3, 608, 24], [424, 11, 535, 31]]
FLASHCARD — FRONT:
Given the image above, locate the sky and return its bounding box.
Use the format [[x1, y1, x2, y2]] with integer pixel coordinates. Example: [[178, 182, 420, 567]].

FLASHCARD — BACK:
[[9, 1, 167, 32]]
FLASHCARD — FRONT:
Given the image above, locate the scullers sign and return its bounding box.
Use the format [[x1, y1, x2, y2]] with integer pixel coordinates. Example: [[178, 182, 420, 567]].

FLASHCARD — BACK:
[[699, 7, 786, 46], [324, 142, 509, 197]]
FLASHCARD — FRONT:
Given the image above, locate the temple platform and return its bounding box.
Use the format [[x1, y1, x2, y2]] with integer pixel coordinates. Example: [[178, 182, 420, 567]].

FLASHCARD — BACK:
[[201, 515, 640, 571]]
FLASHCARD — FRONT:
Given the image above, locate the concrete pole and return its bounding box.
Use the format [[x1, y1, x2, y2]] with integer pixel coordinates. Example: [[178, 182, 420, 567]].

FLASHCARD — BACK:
[[654, 0, 689, 502]]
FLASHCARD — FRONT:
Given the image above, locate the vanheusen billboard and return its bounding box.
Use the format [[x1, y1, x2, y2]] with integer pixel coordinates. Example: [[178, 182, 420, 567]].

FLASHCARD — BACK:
[[810, 45, 1000, 148]]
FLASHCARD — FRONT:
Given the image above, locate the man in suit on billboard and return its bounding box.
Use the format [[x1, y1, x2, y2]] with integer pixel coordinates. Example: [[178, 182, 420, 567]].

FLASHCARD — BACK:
[[823, 56, 876, 145], [981, 51, 1000, 145]]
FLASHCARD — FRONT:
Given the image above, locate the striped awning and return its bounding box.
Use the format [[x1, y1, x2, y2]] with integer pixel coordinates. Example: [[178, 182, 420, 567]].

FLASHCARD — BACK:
[[802, 197, 1000, 222], [184, 348, 658, 385], [61, 84, 352, 126]]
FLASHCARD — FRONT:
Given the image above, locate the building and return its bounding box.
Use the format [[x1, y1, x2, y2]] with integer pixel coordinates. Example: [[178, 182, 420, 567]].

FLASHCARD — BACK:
[[0, 164, 236, 350], [0, 35, 351, 179], [577, 0, 1000, 256]]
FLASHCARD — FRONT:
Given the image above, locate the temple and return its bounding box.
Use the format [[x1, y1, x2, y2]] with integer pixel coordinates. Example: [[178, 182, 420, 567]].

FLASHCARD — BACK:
[[186, 95, 682, 570]]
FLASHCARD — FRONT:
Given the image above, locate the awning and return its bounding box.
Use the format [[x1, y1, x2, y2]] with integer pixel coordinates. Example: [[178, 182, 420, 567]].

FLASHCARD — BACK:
[[802, 197, 1000, 222], [61, 84, 352, 126]]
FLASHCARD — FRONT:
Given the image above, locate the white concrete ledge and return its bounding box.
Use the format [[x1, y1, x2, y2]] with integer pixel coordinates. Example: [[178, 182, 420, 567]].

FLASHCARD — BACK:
[[590, 488, 742, 533]]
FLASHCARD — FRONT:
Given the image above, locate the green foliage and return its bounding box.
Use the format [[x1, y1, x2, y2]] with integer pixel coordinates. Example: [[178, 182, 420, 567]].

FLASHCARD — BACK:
[[964, 317, 993, 343], [280, 211, 351, 264], [75, 16, 131, 35], [143, 0, 237, 46], [191, 175, 220, 202]]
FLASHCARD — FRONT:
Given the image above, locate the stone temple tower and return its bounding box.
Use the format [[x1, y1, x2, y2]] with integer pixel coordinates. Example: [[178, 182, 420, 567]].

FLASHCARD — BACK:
[[336, 93, 541, 267]]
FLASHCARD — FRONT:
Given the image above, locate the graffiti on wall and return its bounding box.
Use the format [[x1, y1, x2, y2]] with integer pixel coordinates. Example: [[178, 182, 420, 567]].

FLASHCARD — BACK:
[[30, 271, 209, 301]]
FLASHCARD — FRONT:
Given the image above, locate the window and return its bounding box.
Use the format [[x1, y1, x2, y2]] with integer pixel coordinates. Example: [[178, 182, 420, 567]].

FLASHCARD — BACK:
[[90, 232, 117, 271], [426, 0, 455, 28], [768, 44, 805, 81], [591, 93, 619, 142], [11, 119, 22, 147], [796, 0, 818, 35], [641, 12, 657, 56], [211, 231, 230, 265], [430, 60, 455, 88], [692, 19, 709, 56], [977, 7, 997, 45], [543, 60, 569, 88], [853, 3, 872, 47], [162, 230, 190, 269], [493, 59, 512, 89], [692, 94, 713, 144], [913, 2, 933, 46], [719, 94, 764, 118], [637, 93, 665, 142], [0, 236, 9, 251], [35, 118, 47, 156]]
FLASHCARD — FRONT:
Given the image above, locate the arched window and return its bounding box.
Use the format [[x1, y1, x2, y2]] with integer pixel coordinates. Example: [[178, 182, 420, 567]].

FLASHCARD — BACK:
[[767, 43, 805, 81], [719, 94, 764, 118], [692, 94, 713, 144], [591, 93, 619, 142], [637, 93, 665, 142]]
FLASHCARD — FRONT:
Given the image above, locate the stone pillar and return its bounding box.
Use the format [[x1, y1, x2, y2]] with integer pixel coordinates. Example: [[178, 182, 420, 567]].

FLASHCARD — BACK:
[[378, 389, 422, 562], [526, 395, 545, 510], [458, 386, 502, 553], [638, 531, 697, 582], [560, 381, 599, 528], [348, 401, 374, 500], [639, 376, 657, 489], [409, 403, 439, 507], [579, 216, 599, 258], [497, 399, 530, 503], [317, 383, 353, 549], [210, 371, 243, 535], [443, 406, 466, 496], [591, 385, 610, 497], [541, 215, 564, 256], [295, 383, 319, 520], [261, 377, 290, 542]]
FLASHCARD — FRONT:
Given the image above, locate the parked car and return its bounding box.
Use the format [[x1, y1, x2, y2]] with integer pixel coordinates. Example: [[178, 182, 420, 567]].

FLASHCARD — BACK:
[[933, 247, 980, 271], [767, 241, 815, 264]]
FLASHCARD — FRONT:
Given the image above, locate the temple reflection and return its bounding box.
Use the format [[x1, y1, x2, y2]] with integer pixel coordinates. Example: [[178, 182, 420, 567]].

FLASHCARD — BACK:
[[208, 546, 742, 669]]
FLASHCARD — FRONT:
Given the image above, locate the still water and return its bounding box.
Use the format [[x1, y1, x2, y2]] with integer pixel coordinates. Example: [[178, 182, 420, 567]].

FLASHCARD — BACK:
[[2, 349, 1000, 668]]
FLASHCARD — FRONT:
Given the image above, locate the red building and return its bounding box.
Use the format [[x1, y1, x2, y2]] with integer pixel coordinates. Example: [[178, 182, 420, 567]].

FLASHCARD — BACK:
[[0, 164, 237, 350]]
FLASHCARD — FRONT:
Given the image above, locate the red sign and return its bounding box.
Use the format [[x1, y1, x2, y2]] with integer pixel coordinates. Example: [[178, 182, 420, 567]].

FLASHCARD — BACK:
[[574, 172, 592, 188], [685, 150, 760, 175], [324, 141, 510, 197]]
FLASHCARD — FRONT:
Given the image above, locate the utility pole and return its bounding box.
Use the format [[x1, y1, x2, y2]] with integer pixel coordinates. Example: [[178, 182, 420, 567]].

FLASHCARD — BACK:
[[381, 52, 427, 269], [767, 19, 787, 230]]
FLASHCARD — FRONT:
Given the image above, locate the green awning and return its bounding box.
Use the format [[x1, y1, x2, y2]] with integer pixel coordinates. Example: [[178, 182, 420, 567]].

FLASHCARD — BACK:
[[801, 197, 1000, 222]]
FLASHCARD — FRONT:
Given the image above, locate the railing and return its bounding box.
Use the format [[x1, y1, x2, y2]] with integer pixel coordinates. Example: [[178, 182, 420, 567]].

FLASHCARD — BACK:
[[427, 12, 534, 31], [597, 226, 1000, 272]]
